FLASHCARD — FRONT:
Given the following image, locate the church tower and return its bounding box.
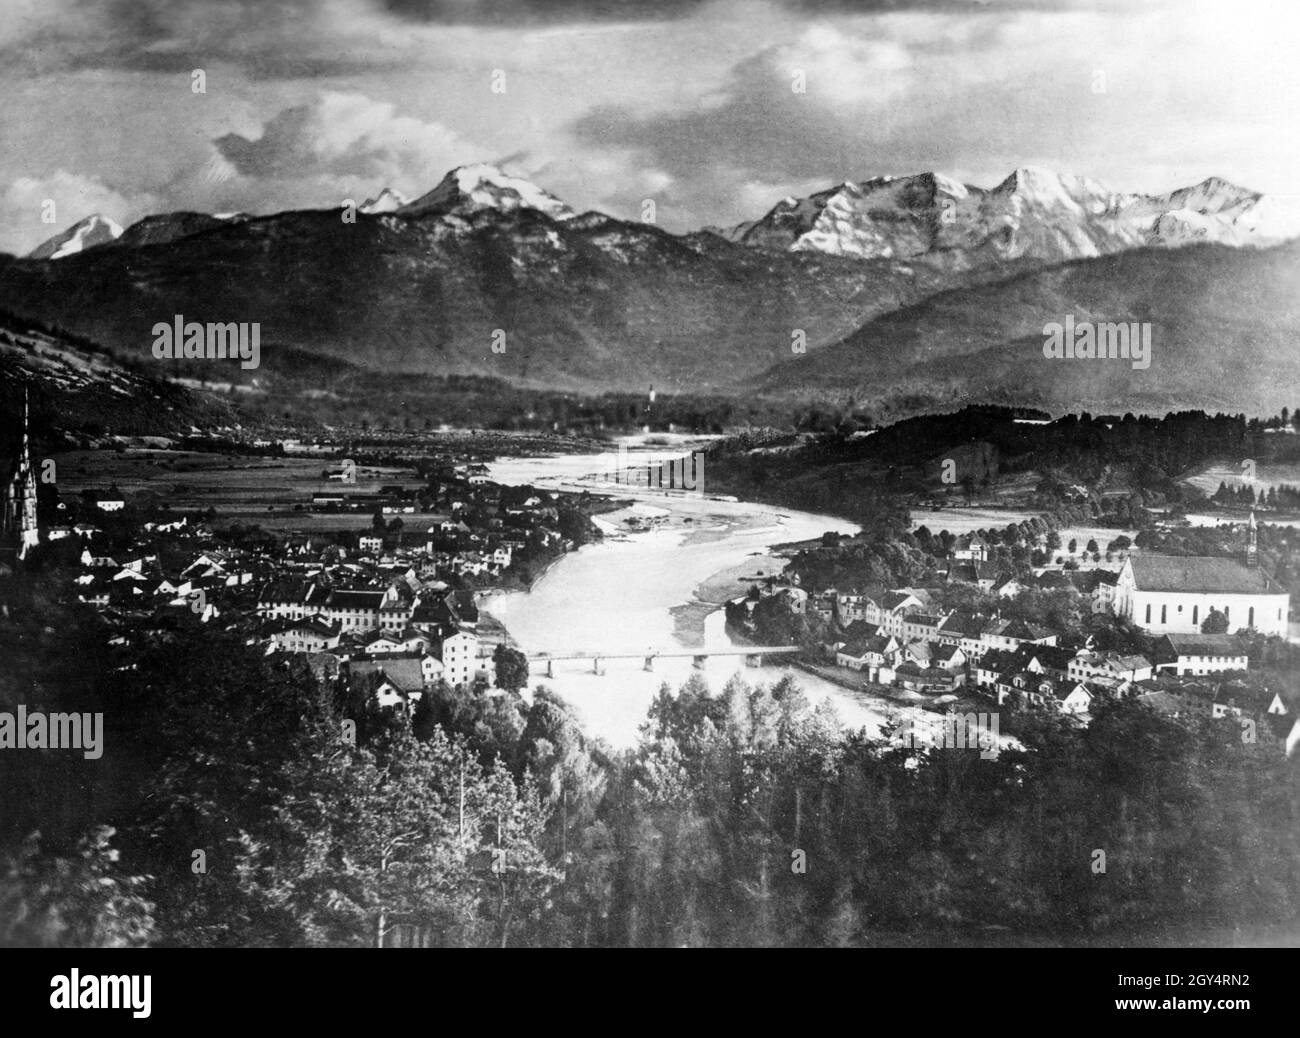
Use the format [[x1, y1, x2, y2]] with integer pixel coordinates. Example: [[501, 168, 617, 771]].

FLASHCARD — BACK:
[[1245, 510, 1258, 567], [2, 388, 40, 561]]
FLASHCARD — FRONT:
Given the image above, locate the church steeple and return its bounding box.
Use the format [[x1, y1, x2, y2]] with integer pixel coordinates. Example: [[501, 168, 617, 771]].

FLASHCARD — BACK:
[[1246, 510, 1258, 567], [2, 386, 39, 562]]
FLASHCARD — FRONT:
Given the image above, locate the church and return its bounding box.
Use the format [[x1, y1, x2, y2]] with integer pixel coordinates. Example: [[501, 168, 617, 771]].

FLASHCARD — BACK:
[[1, 389, 40, 565], [1113, 517, 1289, 637]]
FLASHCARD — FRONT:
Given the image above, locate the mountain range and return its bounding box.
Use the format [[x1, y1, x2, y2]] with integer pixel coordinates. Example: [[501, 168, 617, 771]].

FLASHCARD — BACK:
[[711, 167, 1300, 265], [4, 162, 1298, 420]]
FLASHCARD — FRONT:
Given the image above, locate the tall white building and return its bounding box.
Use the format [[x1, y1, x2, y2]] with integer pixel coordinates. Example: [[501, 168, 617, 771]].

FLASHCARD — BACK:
[[437, 629, 479, 689], [1114, 539, 1289, 637]]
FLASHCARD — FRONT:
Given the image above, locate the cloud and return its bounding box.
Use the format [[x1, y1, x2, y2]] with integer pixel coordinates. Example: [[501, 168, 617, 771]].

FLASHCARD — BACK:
[[213, 91, 477, 188], [0, 0, 1097, 77], [0, 0, 408, 77], [571, 22, 928, 188], [1, 0, 1296, 253], [378, 0, 1094, 25], [0, 169, 159, 255], [379, 0, 706, 24], [569, 4, 1300, 230]]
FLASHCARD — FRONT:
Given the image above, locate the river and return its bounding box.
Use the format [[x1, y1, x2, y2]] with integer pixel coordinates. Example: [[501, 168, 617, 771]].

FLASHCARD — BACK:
[[483, 440, 942, 748]]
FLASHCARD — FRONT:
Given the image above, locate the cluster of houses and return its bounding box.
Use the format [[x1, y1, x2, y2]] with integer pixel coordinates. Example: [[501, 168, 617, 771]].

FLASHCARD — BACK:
[[820, 588, 1064, 697], [972, 634, 1287, 725], [735, 521, 1292, 730], [924, 522, 1289, 638], [815, 584, 1286, 725], [54, 463, 595, 710], [262, 583, 487, 707], [69, 457, 581, 605], [71, 524, 493, 698], [259, 577, 483, 687]]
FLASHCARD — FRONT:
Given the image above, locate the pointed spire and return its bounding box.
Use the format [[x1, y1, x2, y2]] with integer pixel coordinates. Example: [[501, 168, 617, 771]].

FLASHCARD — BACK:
[[21, 385, 29, 455], [5, 383, 39, 561]]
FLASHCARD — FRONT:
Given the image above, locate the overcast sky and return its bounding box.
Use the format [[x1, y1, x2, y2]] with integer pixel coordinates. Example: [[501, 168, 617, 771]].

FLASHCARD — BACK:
[[1, 0, 1297, 253]]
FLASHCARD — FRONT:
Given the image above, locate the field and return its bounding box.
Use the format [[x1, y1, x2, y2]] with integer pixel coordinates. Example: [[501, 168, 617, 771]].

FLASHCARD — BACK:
[[48, 449, 422, 533], [909, 507, 1040, 536], [1185, 513, 1300, 530], [1053, 525, 1138, 556], [1182, 459, 1300, 496], [911, 507, 1136, 569]]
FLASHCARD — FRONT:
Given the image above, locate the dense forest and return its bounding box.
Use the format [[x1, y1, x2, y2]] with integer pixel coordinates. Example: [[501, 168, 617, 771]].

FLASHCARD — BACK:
[[704, 406, 1300, 526], [2, 562, 1298, 947]]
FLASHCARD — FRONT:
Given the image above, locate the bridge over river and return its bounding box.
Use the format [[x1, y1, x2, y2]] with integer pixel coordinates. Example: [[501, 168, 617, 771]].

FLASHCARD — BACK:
[[527, 646, 801, 677]]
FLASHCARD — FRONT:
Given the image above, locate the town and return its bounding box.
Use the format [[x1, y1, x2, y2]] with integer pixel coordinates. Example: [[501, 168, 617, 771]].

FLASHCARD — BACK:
[[729, 519, 1295, 746], [4, 395, 1298, 752], [1, 405, 605, 713]]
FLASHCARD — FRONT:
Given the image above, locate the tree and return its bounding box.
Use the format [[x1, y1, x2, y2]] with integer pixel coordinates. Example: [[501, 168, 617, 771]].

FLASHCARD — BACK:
[[493, 645, 530, 693], [411, 686, 440, 742], [1067, 539, 1078, 554], [1201, 608, 1230, 634], [0, 828, 154, 948]]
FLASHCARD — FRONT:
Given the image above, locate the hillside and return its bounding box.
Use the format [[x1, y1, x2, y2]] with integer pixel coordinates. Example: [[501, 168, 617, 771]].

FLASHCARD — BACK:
[[753, 240, 1300, 419], [0, 312, 235, 440]]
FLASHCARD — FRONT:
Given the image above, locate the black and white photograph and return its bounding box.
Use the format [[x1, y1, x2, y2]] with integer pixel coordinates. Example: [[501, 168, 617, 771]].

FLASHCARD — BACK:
[[0, 0, 1297, 986]]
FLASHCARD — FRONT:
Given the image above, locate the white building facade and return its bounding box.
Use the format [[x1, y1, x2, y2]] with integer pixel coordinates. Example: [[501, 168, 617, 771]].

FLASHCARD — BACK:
[[1114, 555, 1288, 637]]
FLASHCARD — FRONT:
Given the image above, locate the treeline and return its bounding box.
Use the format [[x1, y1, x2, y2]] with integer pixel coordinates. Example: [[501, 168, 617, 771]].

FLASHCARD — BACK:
[[230, 366, 795, 436], [705, 407, 1288, 528], [1213, 481, 1300, 510], [3, 566, 1299, 946]]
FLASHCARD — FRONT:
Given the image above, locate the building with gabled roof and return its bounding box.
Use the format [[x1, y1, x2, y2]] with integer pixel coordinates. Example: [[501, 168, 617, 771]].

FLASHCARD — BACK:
[[1153, 633, 1249, 677], [1114, 533, 1288, 636]]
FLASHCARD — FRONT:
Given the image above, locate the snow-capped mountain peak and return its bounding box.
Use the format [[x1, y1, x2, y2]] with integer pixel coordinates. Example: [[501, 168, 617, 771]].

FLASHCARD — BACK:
[[927, 172, 971, 199], [996, 165, 1069, 193], [28, 213, 123, 260], [358, 188, 409, 214], [397, 163, 575, 221], [715, 167, 1300, 264]]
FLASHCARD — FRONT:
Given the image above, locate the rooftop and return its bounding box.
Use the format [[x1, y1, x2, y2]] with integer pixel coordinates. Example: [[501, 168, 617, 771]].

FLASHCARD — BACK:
[[1130, 555, 1279, 595]]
